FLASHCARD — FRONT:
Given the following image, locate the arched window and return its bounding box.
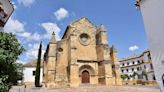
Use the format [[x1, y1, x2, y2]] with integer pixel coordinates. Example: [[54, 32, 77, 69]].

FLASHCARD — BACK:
[[137, 60, 140, 63], [126, 69, 129, 72], [132, 61, 135, 64], [144, 65, 146, 69], [132, 68, 134, 71], [153, 75, 156, 80]]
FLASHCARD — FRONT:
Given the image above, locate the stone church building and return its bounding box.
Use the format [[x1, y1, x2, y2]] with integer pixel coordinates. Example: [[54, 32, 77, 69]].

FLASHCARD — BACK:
[[43, 17, 122, 88]]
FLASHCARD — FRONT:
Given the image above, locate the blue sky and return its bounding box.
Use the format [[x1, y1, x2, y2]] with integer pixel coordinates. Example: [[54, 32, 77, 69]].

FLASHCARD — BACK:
[[5, 0, 148, 63]]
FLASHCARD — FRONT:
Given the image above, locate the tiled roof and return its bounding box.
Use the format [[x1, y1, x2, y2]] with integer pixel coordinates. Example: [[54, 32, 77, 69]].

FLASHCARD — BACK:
[[119, 50, 150, 62], [23, 60, 43, 67]]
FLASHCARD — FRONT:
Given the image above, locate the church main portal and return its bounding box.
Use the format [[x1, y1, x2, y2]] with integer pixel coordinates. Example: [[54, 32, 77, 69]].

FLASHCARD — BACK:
[[82, 70, 90, 83]]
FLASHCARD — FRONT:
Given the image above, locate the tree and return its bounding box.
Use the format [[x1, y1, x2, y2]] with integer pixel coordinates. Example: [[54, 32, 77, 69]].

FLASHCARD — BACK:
[[0, 76, 11, 92], [121, 74, 129, 80], [142, 70, 148, 81], [35, 41, 42, 87], [132, 72, 139, 79], [0, 32, 24, 91]]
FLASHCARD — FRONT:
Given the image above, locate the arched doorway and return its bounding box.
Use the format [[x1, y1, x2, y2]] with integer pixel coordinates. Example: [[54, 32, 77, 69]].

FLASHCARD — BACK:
[[82, 70, 90, 83]]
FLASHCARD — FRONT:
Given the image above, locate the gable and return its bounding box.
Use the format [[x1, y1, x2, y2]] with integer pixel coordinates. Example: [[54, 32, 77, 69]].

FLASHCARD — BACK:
[[62, 17, 97, 39]]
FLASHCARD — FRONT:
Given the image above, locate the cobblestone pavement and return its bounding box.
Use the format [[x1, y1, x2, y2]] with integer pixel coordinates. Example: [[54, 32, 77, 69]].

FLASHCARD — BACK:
[[10, 85, 161, 92]]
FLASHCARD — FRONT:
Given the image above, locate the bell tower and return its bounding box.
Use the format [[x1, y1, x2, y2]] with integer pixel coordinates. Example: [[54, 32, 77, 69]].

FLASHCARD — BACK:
[[46, 32, 57, 88], [110, 45, 122, 85], [96, 25, 113, 85], [97, 24, 108, 45]]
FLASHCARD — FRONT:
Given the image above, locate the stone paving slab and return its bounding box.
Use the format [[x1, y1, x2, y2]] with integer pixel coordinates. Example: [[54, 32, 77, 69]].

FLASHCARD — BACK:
[[10, 85, 161, 92]]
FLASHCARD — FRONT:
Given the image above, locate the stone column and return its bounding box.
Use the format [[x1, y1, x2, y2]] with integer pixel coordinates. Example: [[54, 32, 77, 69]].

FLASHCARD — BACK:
[[69, 33, 79, 87]]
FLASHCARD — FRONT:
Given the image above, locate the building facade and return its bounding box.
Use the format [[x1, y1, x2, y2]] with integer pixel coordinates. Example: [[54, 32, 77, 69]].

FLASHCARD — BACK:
[[119, 51, 156, 85], [23, 60, 43, 85], [135, 0, 164, 91], [0, 0, 14, 32], [43, 17, 122, 88]]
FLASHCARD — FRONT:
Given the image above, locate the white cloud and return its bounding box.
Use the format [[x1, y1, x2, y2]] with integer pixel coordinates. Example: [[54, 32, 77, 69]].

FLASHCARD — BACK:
[[11, 2, 17, 9], [4, 18, 41, 41], [30, 32, 41, 41], [28, 43, 32, 47], [4, 18, 25, 33], [41, 22, 61, 41], [129, 45, 139, 51], [54, 8, 69, 21], [17, 32, 31, 38], [25, 43, 45, 60], [18, 0, 35, 7]]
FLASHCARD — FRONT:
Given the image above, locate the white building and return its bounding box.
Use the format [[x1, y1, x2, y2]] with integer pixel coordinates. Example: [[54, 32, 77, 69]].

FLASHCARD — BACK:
[[136, 0, 164, 91], [119, 51, 156, 85], [23, 60, 43, 85]]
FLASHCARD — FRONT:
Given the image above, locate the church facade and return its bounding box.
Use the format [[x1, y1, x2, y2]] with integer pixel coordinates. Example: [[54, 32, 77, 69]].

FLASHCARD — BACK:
[[43, 17, 122, 88]]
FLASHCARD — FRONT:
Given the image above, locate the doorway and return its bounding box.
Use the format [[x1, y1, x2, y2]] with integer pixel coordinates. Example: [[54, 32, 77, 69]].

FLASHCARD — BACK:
[[82, 70, 90, 83]]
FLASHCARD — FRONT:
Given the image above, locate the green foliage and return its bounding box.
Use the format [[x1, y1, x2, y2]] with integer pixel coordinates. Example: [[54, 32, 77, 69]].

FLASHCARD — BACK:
[[0, 76, 11, 92], [132, 72, 138, 79], [35, 42, 42, 87], [142, 70, 148, 80], [0, 32, 24, 63], [0, 32, 24, 91], [121, 74, 129, 80]]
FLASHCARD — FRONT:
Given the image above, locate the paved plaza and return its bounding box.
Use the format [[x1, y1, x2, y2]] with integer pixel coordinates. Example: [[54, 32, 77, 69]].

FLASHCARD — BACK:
[[10, 85, 161, 92]]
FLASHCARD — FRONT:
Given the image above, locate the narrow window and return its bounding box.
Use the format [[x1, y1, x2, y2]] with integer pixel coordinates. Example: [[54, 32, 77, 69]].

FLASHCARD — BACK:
[[144, 65, 146, 69], [150, 64, 153, 69], [162, 74, 164, 86], [33, 71, 35, 76], [137, 60, 140, 63], [137, 67, 140, 71], [132, 68, 134, 71], [126, 69, 128, 72], [132, 61, 135, 64], [153, 75, 156, 80]]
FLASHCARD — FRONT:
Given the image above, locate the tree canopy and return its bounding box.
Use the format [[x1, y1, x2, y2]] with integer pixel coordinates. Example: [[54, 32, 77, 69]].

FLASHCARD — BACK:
[[35, 42, 42, 87], [0, 32, 24, 91]]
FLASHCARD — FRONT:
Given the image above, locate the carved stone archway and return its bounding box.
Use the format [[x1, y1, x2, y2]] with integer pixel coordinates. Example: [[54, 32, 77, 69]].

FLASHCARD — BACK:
[[79, 65, 95, 84]]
